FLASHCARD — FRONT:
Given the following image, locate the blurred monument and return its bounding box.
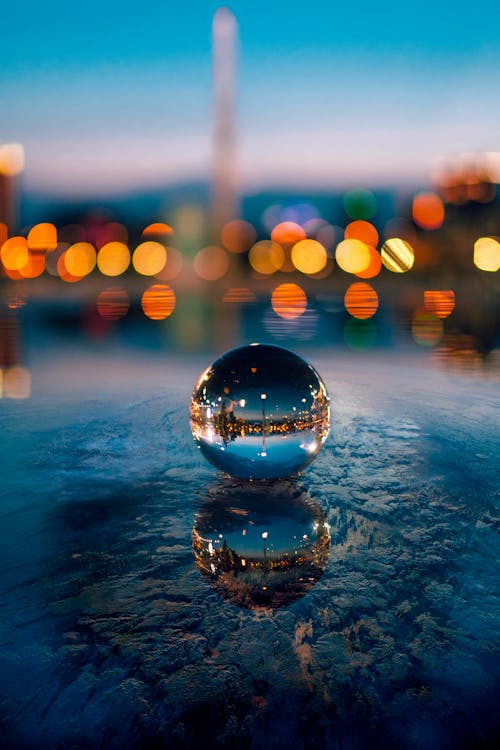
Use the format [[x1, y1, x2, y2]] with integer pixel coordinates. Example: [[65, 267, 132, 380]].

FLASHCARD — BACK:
[[212, 7, 239, 238]]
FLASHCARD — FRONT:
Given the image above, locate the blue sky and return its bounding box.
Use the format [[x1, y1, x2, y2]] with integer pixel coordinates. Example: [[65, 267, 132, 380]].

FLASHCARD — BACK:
[[1, 1, 499, 194]]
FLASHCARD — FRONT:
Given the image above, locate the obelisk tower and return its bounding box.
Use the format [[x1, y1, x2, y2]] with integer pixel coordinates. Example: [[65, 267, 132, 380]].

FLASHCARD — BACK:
[[212, 7, 238, 240]]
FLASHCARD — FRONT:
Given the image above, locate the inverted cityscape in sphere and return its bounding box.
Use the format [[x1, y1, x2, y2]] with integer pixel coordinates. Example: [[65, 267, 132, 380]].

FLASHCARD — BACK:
[[190, 344, 331, 479], [192, 482, 331, 609]]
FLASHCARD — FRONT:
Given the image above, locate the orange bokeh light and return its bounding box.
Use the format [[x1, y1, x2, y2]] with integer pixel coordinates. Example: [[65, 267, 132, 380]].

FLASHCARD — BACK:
[[355, 245, 382, 279], [249, 240, 284, 275], [27, 223, 57, 251], [291, 239, 327, 274], [271, 283, 307, 319], [141, 284, 176, 320], [155, 246, 183, 281], [65, 242, 96, 277], [133, 241, 167, 276], [344, 220, 379, 247], [335, 239, 371, 274], [96, 287, 130, 320], [1, 236, 29, 271], [271, 221, 306, 246], [412, 192, 445, 230], [423, 290, 455, 318], [193, 246, 229, 281], [344, 282, 379, 319], [19, 251, 45, 279], [57, 252, 84, 282], [97, 242, 130, 276], [221, 220, 256, 254], [142, 222, 174, 238]]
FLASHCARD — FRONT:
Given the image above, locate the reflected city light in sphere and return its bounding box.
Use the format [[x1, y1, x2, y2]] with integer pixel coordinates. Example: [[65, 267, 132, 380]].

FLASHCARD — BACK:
[[190, 344, 330, 480], [381, 238, 415, 272]]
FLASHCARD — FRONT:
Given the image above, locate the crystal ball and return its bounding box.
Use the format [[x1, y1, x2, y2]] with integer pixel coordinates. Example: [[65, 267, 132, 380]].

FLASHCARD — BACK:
[[192, 481, 331, 609], [190, 343, 330, 479]]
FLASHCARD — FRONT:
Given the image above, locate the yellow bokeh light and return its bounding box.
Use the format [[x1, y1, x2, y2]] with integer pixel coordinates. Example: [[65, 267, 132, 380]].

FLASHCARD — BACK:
[[424, 290, 455, 318], [65, 242, 96, 277], [271, 283, 307, 319], [249, 240, 285, 275], [335, 239, 371, 274], [133, 241, 167, 276], [97, 242, 130, 276], [193, 246, 230, 281], [0, 143, 25, 177], [1, 236, 29, 271], [473, 237, 500, 272], [221, 219, 256, 254], [291, 239, 327, 274], [141, 284, 176, 320], [57, 252, 84, 282], [381, 238, 414, 272], [27, 223, 57, 251]]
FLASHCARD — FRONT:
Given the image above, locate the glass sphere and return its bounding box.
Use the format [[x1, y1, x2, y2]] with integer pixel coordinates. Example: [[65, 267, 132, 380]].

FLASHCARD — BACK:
[[190, 344, 330, 480], [192, 481, 331, 609]]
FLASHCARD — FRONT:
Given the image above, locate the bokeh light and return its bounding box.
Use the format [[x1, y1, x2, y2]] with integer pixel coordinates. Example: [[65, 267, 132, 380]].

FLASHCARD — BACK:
[[344, 220, 379, 247], [97, 242, 130, 276], [1, 365, 31, 399], [249, 240, 284, 275], [57, 252, 84, 283], [222, 287, 257, 303], [18, 250, 45, 279], [1, 236, 29, 271], [355, 245, 382, 279], [27, 223, 58, 251], [64, 242, 96, 277], [335, 238, 370, 274], [270, 221, 306, 246], [96, 287, 130, 320], [424, 290, 455, 318], [412, 192, 445, 230], [132, 241, 167, 276], [473, 237, 500, 272], [381, 238, 414, 272], [412, 308, 443, 347], [193, 246, 229, 281], [155, 246, 183, 281], [343, 188, 377, 220], [141, 284, 176, 320], [344, 282, 379, 319], [271, 283, 307, 319], [0, 143, 24, 176], [343, 319, 377, 350], [220, 219, 256, 253], [291, 239, 327, 274], [142, 222, 173, 238]]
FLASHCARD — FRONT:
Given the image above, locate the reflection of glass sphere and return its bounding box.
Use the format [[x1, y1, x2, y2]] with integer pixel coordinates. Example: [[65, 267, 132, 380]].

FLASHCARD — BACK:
[[190, 344, 330, 479], [192, 482, 331, 609]]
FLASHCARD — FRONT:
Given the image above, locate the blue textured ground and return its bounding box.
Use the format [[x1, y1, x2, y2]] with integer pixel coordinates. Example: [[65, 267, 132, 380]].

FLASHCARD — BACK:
[[1, 351, 499, 749]]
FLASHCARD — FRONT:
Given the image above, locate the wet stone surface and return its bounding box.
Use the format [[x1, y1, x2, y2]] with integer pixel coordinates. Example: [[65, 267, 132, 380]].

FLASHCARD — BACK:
[[0, 357, 499, 750]]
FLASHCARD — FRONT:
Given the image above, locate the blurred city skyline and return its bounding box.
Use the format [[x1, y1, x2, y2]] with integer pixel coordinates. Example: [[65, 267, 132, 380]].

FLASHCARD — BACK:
[[2, 1, 500, 196]]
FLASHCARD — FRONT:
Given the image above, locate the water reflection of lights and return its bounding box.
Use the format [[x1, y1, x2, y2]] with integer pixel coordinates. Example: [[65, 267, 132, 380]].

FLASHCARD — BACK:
[[141, 284, 176, 320], [271, 283, 307, 319], [423, 290, 455, 318], [192, 482, 331, 609], [344, 282, 378, 319]]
